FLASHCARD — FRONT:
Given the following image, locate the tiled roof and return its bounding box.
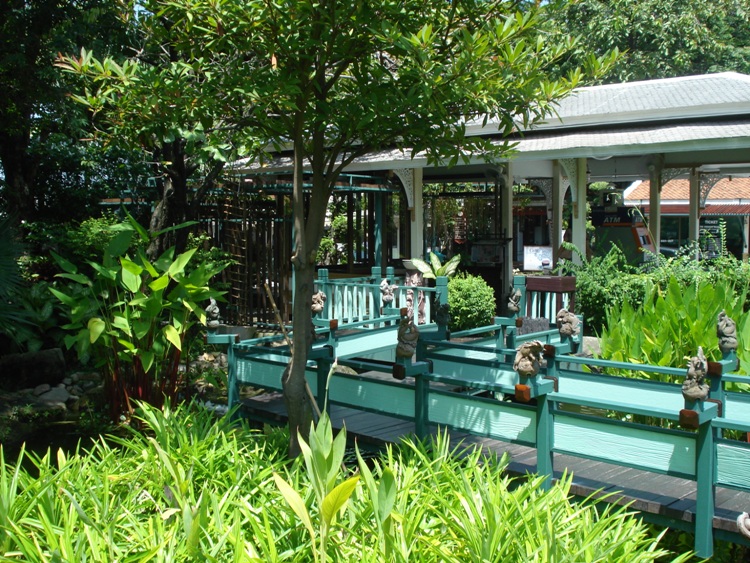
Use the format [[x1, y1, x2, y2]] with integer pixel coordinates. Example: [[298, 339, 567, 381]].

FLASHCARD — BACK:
[[627, 178, 750, 201], [545, 73, 750, 129], [636, 204, 750, 216]]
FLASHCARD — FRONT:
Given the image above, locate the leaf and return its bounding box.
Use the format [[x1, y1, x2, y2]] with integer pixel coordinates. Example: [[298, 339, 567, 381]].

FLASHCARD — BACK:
[[106, 229, 135, 260], [56, 272, 93, 286], [50, 251, 78, 274], [140, 350, 155, 373], [168, 248, 198, 278], [149, 274, 170, 292], [48, 286, 77, 307], [441, 254, 462, 277], [112, 314, 132, 336], [321, 475, 360, 526], [272, 473, 315, 541], [377, 468, 397, 523], [164, 324, 182, 350], [410, 257, 435, 279], [88, 317, 106, 343], [120, 260, 142, 293]]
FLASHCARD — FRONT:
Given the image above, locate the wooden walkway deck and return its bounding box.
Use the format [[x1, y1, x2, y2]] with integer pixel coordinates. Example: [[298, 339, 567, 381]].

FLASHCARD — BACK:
[[241, 391, 750, 539]]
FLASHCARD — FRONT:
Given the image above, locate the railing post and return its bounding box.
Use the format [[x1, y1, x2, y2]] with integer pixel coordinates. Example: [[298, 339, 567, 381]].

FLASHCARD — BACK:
[[536, 393, 553, 490], [414, 371, 429, 440], [435, 276, 449, 338], [694, 418, 715, 558], [536, 347, 557, 489]]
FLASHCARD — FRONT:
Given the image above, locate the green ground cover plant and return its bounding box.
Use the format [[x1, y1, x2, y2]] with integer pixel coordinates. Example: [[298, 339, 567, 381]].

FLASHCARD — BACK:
[[0, 402, 691, 562]]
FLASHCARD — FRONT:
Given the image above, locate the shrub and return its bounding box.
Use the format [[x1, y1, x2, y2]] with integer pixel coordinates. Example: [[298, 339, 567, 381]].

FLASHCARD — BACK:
[[447, 272, 496, 332], [0, 402, 689, 562], [557, 245, 644, 333]]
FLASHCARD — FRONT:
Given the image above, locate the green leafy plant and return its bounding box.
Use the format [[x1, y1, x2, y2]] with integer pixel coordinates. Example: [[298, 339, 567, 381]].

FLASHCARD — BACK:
[[410, 253, 461, 280], [49, 214, 227, 419], [0, 400, 695, 562], [273, 412, 360, 563], [599, 276, 750, 385], [447, 272, 497, 332]]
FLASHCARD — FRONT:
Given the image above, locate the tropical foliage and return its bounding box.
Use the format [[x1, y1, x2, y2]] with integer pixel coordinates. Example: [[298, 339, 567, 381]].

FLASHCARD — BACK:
[[57, 0, 615, 454], [410, 253, 461, 280], [0, 402, 690, 562], [49, 215, 226, 418], [545, 0, 750, 83], [599, 276, 750, 378]]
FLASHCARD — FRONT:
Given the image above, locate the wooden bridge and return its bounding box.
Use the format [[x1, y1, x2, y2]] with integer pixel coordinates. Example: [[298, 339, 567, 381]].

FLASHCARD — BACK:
[[207, 269, 750, 559]]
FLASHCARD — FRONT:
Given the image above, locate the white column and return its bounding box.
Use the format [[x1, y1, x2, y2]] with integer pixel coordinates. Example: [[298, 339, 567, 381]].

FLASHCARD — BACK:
[[689, 167, 700, 244], [501, 165, 513, 293], [648, 162, 662, 255], [552, 161, 564, 265], [571, 158, 588, 263], [410, 168, 424, 259]]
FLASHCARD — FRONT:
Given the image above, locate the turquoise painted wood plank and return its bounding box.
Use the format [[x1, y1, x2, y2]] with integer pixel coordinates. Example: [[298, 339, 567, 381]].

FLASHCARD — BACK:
[[724, 392, 750, 425], [716, 442, 750, 491], [428, 392, 537, 445], [428, 347, 500, 362], [554, 414, 696, 477], [235, 358, 286, 389], [334, 326, 399, 358], [556, 371, 684, 417], [235, 354, 317, 391], [328, 375, 415, 418], [429, 357, 518, 389]]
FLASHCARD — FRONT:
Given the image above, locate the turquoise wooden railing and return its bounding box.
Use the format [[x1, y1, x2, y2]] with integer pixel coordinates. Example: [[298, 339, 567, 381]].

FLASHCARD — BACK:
[[312, 267, 447, 330], [207, 272, 750, 558]]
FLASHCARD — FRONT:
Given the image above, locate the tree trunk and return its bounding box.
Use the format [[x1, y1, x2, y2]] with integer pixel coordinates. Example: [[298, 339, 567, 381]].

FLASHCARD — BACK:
[[282, 261, 316, 457], [146, 143, 191, 259], [283, 121, 332, 457]]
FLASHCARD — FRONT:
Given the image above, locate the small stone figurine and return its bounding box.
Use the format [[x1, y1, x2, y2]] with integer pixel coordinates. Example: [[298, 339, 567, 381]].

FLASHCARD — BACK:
[[738, 512, 750, 540], [556, 308, 580, 338], [206, 297, 221, 328], [507, 288, 522, 314], [396, 314, 420, 359], [380, 278, 396, 306], [311, 291, 327, 315], [717, 310, 738, 355], [513, 340, 545, 378], [682, 346, 709, 402]]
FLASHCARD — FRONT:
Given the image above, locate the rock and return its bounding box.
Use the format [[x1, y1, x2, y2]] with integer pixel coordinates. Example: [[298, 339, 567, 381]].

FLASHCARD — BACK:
[[37, 386, 71, 404], [62, 377, 73, 386], [66, 395, 81, 413], [33, 384, 51, 396], [0, 348, 66, 391]]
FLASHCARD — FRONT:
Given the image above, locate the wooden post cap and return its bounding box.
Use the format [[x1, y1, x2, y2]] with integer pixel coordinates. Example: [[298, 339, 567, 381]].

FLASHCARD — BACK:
[[515, 384, 531, 403]]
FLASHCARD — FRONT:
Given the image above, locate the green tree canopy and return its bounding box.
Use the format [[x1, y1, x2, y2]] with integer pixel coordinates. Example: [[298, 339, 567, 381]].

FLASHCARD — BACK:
[[60, 0, 614, 455], [545, 0, 750, 83], [0, 0, 139, 222]]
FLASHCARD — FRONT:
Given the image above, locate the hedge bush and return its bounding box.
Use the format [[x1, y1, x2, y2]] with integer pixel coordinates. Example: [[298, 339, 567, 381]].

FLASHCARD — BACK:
[[448, 272, 496, 332]]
